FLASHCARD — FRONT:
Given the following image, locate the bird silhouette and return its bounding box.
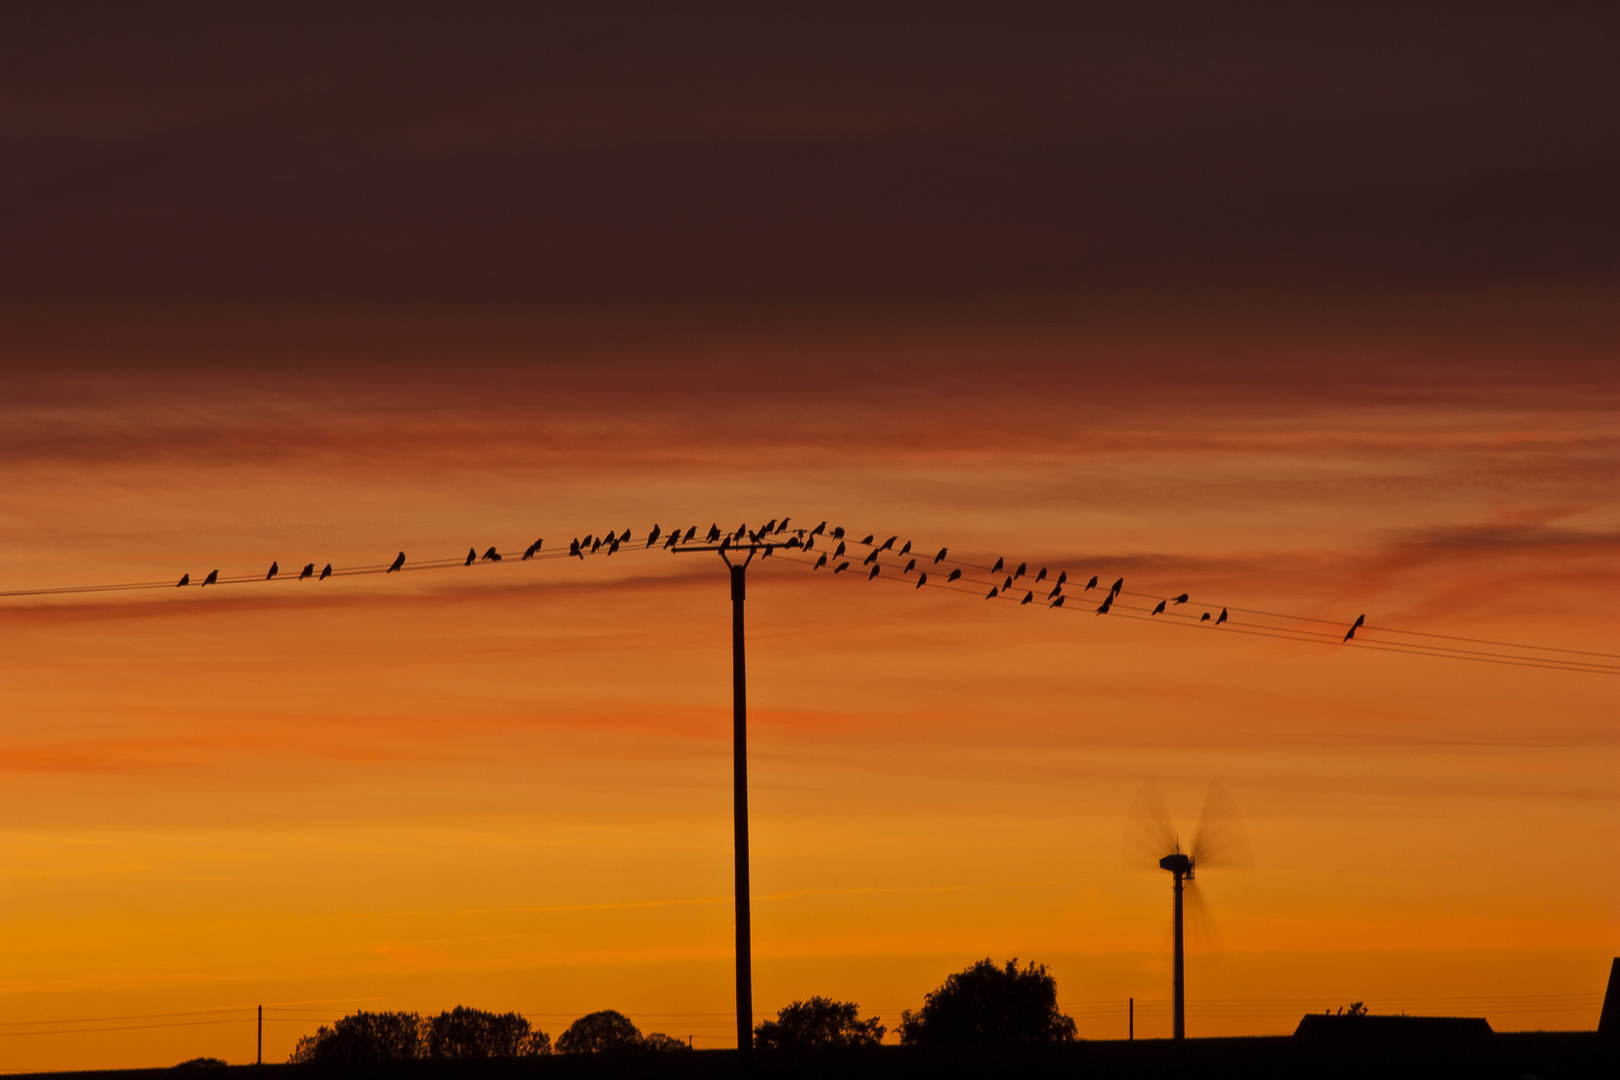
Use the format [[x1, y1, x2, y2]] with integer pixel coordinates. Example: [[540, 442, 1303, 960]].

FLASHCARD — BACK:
[[582, 534, 594, 547], [899, 541, 912, 556], [618, 529, 631, 543], [706, 524, 721, 542], [834, 541, 846, 558], [590, 538, 601, 553], [465, 548, 477, 566], [719, 535, 731, 553], [946, 568, 962, 582], [832, 527, 845, 539], [1343, 614, 1365, 642], [1110, 577, 1124, 597], [880, 536, 897, 551], [903, 558, 917, 573], [859, 534, 874, 545], [176, 573, 189, 587], [762, 544, 775, 558], [1003, 576, 1012, 590], [1151, 600, 1167, 615], [665, 533, 680, 549], [869, 565, 880, 580], [1020, 591, 1033, 605], [1216, 608, 1228, 625], [814, 554, 828, 570], [1085, 575, 1098, 590], [1048, 584, 1062, 599], [785, 536, 802, 549], [1200, 612, 1211, 622], [992, 557, 1004, 574], [570, 540, 583, 559], [319, 564, 332, 580], [1096, 595, 1113, 614], [299, 563, 314, 580], [646, 526, 661, 547], [1036, 568, 1047, 583], [863, 550, 879, 565], [747, 530, 760, 544], [266, 562, 279, 580], [734, 525, 747, 541], [985, 586, 998, 599], [804, 535, 815, 550], [202, 570, 218, 586], [1173, 593, 1189, 605], [1014, 562, 1027, 579], [684, 526, 697, 542], [1056, 571, 1067, 586], [934, 547, 948, 563], [524, 539, 543, 559], [776, 518, 790, 533], [811, 522, 826, 537], [387, 553, 405, 573], [1050, 596, 1066, 609], [761, 519, 777, 535], [917, 572, 928, 588], [483, 547, 501, 561], [834, 561, 850, 574]]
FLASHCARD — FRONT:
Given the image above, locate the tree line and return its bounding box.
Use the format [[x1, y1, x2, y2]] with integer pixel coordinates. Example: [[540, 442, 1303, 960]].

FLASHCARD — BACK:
[[285, 959, 1074, 1063]]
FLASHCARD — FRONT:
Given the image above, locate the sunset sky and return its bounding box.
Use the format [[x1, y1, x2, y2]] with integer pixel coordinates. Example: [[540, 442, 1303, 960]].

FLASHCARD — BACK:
[[1, 4, 1616, 1070]]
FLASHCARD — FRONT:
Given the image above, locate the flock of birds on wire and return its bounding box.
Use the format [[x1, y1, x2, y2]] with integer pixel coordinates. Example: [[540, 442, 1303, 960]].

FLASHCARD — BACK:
[[10, 515, 1610, 674]]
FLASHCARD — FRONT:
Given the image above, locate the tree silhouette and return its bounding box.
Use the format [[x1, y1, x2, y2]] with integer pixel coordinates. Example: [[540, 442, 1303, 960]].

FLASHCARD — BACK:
[[639, 1032, 692, 1051], [288, 1011, 424, 1064], [754, 997, 886, 1049], [425, 1006, 550, 1057], [899, 959, 1077, 1045], [556, 1010, 644, 1053]]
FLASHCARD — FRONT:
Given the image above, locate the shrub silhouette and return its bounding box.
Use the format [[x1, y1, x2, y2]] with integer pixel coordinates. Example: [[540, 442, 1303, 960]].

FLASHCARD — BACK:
[[425, 1006, 550, 1057], [556, 1010, 644, 1053], [639, 1032, 692, 1051], [173, 1058, 228, 1068], [289, 1011, 424, 1064], [900, 959, 1077, 1044], [754, 997, 885, 1049]]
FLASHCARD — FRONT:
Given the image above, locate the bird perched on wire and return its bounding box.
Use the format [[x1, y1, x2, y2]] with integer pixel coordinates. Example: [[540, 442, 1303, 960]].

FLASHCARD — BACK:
[[1035, 568, 1047, 583], [761, 519, 776, 535], [1085, 576, 1098, 590], [646, 525, 661, 547], [869, 565, 880, 579], [618, 529, 631, 544], [1048, 583, 1062, 599], [946, 569, 962, 582], [1050, 596, 1065, 609], [899, 541, 912, 556], [1343, 614, 1365, 642], [880, 536, 897, 552], [1216, 608, 1228, 625], [1002, 576, 1012, 590], [811, 522, 827, 537], [776, 518, 791, 533], [570, 540, 583, 559], [266, 562, 279, 580], [465, 548, 477, 566], [523, 539, 543, 559], [665, 533, 680, 549], [483, 547, 501, 561], [1056, 571, 1067, 587], [985, 586, 998, 599], [683, 526, 696, 542], [1014, 563, 1027, 580], [706, 524, 721, 542], [1151, 600, 1167, 615], [916, 572, 928, 589], [176, 573, 190, 587], [834, 561, 851, 574], [903, 558, 916, 573], [299, 563, 314, 580], [863, 550, 879, 566], [785, 536, 802, 549], [832, 526, 846, 539], [834, 541, 846, 558], [1172, 593, 1189, 605], [934, 547, 948, 563], [992, 557, 1004, 574], [1200, 612, 1212, 622], [1096, 595, 1113, 614], [859, 534, 874, 545], [1109, 577, 1124, 598], [202, 570, 218, 586], [387, 553, 405, 573], [319, 564, 332, 580], [814, 554, 828, 570], [1020, 592, 1033, 605]]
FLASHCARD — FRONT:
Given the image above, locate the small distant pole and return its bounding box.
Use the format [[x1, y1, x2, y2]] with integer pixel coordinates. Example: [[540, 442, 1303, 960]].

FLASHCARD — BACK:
[[1129, 997, 1133, 1041], [256, 1004, 262, 1065]]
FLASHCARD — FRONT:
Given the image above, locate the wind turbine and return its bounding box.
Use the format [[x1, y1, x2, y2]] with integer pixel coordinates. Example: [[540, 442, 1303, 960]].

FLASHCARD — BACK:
[[1126, 781, 1251, 1040]]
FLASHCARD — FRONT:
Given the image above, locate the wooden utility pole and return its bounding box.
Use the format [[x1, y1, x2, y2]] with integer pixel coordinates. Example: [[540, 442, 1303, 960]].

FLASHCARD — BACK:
[[257, 1004, 262, 1065]]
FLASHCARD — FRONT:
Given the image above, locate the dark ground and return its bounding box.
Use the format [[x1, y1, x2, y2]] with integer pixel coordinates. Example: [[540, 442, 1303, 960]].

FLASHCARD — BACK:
[[20, 1034, 1616, 1080]]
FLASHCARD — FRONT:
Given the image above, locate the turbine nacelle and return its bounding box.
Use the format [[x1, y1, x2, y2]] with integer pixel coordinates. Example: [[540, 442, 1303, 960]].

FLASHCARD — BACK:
[[1159, 851, 1193, 878]]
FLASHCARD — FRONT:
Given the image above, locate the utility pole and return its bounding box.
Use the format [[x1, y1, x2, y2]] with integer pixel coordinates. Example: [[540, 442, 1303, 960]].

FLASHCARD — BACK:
[[257, 1004, 262, 1065], [1129, 997, 1133, 1041], [673, 539, 758, 1057]]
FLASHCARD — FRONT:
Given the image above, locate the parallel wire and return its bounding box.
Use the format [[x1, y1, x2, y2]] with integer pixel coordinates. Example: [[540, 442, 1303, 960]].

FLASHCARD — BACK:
[[3, 522, 1612, 675]]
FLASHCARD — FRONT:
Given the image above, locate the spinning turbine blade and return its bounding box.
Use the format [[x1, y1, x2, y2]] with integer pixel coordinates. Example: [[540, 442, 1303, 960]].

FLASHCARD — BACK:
[[1124, 780, 1178, 870], [1190, 780, 1253, 871]]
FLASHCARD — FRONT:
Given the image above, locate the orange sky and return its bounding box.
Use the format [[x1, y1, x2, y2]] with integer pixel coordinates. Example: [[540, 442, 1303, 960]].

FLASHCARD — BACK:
[[1, 5, 1617, 1070]]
